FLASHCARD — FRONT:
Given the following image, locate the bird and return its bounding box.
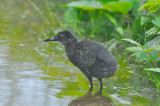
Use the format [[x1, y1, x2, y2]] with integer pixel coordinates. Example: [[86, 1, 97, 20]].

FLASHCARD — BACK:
[[44, 30, 117, 93]]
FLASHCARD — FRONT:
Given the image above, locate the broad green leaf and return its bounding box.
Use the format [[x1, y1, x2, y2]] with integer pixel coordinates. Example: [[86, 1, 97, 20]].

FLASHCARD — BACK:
[[105, 13, 123, 35], [138, 1, 152, 11], [146, 48, 155, 53], [66, 1, 103, 10], [148, 5, 159, 14], [144, 36, 160, 48], [157, 55, 160, 60], [133, 51, 151, 62], [103, 2, 133, 14], [150, 50, 159, 62], [122, 38, 144, 49], [66, 1, 132, 14], [101, 0, 118, 3], [64, 8, 78, 23], [152, 16, 160, 27], [157, 31, 160, 35], [130, 49, 158, 62], [125, 47, 143, 52], [116, 26, 123, 35], [138, 0, 160, 14], [138, 0, 155, 11], [108, 41, 118, 51], [145, 68, 160, 73], [140, 16, 152, 26], [154, 45, 160, 51], [105, 13, 118, 26], [145, 26, 159, 37]]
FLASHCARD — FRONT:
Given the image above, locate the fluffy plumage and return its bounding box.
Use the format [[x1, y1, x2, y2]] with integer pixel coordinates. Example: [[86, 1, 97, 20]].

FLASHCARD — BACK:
[[44, 30, 117, 93]]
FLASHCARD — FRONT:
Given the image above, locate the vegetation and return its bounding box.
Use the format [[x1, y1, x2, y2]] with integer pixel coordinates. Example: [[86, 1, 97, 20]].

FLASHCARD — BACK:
[[30, 0, 160, 102], [0, 0, 160, 105], [0, 0, 159, 105]]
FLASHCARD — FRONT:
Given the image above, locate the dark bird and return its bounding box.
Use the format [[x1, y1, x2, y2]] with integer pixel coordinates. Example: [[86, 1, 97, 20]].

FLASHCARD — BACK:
[[44, 30, 117, 93]]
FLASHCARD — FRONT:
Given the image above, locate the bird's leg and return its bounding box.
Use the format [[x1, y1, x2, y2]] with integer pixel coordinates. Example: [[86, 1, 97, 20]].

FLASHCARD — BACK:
[[87, 76, 93, 92], [98, 78, 103, 93]]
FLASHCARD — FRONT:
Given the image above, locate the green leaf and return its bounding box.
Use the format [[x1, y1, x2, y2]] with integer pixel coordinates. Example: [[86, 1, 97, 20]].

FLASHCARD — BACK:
[[152, 16, 160, 27], [157, 31, 160, 35], [105, 13, 123, 35], [145, 26, 159, 37], [116, 26, 124, 35], [138, 1, 152, 11], [150, 50, 159, 62], [122, 38, 144, 49], [138, 0, 160, 14], [66, 1, 132, 14], [64, 8, 78, 23], [105, 13, 118, 26], [145, 68, 160, 73], [108, 41, 118, 51], [140, 16, 152, 26], [103, 2, 133, 14], [133, 51, 151, 62], [146, 48, 155, 53], [125, 47, 143, 52], [66, 1, 103, 10], [154, 46, 160, 51]]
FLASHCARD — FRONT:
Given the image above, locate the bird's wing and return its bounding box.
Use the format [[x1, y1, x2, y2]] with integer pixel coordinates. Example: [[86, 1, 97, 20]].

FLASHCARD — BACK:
[[75, 40, 116, 67]]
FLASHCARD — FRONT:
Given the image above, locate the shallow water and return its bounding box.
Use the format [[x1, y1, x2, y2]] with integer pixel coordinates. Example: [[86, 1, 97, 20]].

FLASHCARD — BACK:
[[0, 0, 158, 106]]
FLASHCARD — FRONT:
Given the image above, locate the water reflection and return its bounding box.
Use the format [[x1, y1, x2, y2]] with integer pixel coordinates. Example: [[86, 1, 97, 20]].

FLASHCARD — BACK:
[[0, 43, 71, 106], [68, 92, 114, 106]]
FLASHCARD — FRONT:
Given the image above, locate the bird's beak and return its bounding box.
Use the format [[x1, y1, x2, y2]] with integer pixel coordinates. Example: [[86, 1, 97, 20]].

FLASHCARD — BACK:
[[44, 37, 55, 42]]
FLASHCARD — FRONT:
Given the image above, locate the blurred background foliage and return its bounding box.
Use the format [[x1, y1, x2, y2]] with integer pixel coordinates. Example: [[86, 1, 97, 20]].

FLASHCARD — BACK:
[[31, 0, 160, 102], [33, 0, 160, 79]]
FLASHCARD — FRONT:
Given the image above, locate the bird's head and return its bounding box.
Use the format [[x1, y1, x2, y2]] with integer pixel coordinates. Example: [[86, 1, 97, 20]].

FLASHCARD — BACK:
[[44, 30, 78, 45]]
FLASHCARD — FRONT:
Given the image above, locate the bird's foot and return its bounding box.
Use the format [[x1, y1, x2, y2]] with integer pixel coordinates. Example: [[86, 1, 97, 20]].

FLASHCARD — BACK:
[[85, 91, 92, 96], [95, 89, 102, 96], [88, 87, 93, 92]]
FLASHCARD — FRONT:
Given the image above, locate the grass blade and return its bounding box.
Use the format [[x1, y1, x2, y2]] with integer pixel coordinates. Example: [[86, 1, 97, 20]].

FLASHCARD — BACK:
[[145, 68, 160, 73], [29, 0, 48, 23], [122, 38, 144, 49]]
